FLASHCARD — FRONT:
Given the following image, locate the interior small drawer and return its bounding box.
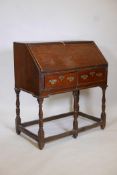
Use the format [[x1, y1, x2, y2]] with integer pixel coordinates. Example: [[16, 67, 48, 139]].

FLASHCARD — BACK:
[[45, 72, 77, 89], [78, 68, 107, 85]]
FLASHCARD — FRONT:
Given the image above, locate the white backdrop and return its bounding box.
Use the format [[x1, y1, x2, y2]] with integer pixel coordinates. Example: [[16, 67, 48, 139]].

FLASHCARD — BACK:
[[0, 0, 117, 117], [0, 0, 117, 113]]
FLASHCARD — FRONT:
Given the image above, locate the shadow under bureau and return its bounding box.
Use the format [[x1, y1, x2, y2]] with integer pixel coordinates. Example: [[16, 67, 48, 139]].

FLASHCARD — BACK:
[[13, 41, 108, 149]]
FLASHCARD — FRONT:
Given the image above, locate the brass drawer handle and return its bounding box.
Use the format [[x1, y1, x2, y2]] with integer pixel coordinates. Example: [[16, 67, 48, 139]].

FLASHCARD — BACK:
[[96, 73, 103, 77], [59, 75, 65, 81], [81, 74, 88, 80], [67, 76, 75, 82], [49, 79, 57, 85], [90, 72, 95, 77]]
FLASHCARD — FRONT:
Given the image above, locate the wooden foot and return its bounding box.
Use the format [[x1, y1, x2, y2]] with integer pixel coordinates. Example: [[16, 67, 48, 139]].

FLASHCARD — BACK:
[[15, 89, 21, 135], [37, 98, 45, 150], [100, 86, 107, 129], [73, 90, 79, 138]]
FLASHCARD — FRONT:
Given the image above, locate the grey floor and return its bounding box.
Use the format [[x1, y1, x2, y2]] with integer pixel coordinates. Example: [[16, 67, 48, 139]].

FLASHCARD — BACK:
[[0, 107, 117, 175]]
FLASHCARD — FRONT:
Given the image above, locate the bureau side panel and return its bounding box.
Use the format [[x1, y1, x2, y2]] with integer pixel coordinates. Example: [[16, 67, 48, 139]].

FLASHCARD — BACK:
[[14, 43, 39, 96]]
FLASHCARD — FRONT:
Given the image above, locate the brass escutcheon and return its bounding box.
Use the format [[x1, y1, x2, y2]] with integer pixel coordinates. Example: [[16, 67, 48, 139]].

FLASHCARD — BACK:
[[49, 79, 57, 85], [90, 72, 95, 77], [96, 72, 103, 77], [59, 75, 65, 81], [67, 76, 75, 82], [81, 74, 88, 80]]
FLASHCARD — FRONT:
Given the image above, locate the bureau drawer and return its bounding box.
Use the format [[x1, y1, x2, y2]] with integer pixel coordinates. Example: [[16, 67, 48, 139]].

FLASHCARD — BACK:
[[78, 68, 107, 85], [45, 72, 77, 89]]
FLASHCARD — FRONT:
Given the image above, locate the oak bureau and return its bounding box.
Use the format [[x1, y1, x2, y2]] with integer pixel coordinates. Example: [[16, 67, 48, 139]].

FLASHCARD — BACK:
[[13, 41, 108, 149]]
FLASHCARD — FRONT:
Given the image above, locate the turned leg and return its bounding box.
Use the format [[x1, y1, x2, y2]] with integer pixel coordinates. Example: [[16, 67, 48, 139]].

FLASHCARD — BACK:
[[101, 86, 107, 129], [37, 98, 45, 150], [73, 90, 79, 138], [15, 89, 21, 135]]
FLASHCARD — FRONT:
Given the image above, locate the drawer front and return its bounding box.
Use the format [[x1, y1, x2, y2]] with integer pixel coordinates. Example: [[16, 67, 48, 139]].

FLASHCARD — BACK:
[[45, 72, 77, 89], [78, 68, 106, 85]]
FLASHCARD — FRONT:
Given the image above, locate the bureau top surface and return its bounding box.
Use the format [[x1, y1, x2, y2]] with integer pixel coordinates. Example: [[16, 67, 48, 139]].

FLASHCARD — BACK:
[[20, 41, 108, 72]]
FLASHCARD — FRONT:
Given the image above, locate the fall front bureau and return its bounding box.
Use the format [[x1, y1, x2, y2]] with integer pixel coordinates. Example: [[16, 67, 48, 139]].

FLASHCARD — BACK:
[[14, 41, 108, 149]]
